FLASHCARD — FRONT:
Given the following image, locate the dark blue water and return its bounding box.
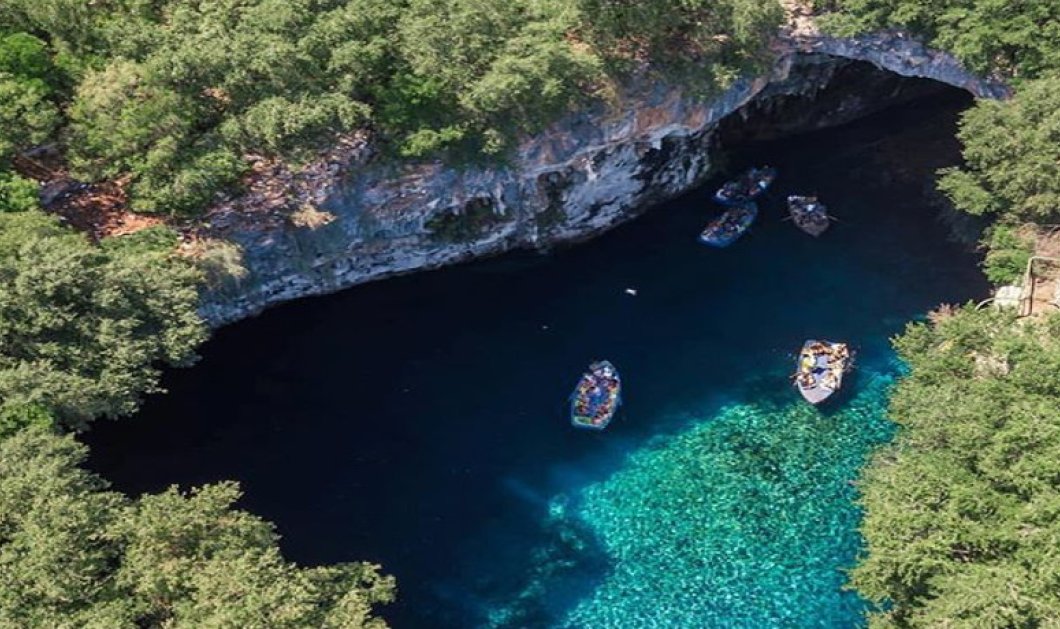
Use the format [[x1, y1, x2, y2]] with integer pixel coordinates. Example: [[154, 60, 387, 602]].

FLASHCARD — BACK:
[[87, 91, 988, 627]]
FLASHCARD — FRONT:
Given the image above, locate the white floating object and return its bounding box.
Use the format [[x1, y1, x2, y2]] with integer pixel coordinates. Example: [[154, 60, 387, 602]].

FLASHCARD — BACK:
[[624, 288, 638, 296]]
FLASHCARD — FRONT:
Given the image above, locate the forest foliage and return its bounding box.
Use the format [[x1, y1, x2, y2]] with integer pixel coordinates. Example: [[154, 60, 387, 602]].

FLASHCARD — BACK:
[[0, 427, 395, 628], [0, 0, 781, 215], [852, 309, 1060, 627], [821, 0, 1060, 80], [0, 207, 205, 436], [825, 2, 1060, 624], [0, 197, 396, 626], [936, 75, 1060, 224]]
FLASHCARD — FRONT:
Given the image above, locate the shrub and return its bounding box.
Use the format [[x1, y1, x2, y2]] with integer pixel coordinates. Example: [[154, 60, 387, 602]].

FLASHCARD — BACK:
[[980, 224, 1034, 285], [0, 74, 59, 161], [0, 171, 39, 212]]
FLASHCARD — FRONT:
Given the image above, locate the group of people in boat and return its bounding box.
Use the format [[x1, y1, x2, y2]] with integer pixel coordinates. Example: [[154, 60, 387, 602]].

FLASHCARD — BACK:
[[705, 166, 836, 244], [795, 341, 850, 392], [701, 167, 775, 247], [572, 361, 621, 428], [577, 169, 848, 430], [702, 204, 754, 241], [574, 337, 851, 431], [713, 167, 777, 205], [787, 195, 831, 237]]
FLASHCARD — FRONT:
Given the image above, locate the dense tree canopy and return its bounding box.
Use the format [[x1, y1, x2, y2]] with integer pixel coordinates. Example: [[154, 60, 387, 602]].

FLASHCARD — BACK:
[[852, 308, 1060, 627], [0, 0, 781, 214], [0, 32, 60, 163], [0, 210, 206, 432], [822, 0, 1060, 79], [0, 427, 395, 628], [936, 75, 1060, 223]]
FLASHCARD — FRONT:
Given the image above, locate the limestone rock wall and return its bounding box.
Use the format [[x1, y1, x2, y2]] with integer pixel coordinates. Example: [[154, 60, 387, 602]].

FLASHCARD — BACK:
[[199, 31, 1006, 326]]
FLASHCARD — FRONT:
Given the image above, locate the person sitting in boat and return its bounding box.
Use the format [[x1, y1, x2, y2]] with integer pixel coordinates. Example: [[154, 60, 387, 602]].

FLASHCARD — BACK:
[[820, 369, 838, 391], [796, 371, 816, 389], [826, 343, 852, 362], [800, 352, 815, 373]]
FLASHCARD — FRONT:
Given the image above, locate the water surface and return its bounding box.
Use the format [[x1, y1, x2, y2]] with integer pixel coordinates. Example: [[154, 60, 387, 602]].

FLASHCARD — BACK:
[[88, 91, 987, 627]]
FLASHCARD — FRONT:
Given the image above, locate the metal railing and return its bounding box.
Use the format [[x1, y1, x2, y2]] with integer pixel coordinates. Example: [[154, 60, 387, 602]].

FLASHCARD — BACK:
[[1018, 255, 1060, 317]]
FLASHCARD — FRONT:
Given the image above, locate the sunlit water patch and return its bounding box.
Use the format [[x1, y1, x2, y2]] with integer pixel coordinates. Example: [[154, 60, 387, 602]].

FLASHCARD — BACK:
[[487, 372, 895, 628]]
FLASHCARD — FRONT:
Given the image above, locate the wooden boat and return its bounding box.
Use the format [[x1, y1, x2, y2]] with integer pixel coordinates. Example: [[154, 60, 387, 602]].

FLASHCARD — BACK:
[[571, 360, 622, 430], [787, 195, 831, 237], [713, 166, 777, 205], [699, 202, 757, 248], [794, 340, 851, 404]]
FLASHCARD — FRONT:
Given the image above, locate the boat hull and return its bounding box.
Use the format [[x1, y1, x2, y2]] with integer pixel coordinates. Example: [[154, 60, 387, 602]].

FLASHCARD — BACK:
[[713, 167, 777, 205], [699, 202, 758, 248]]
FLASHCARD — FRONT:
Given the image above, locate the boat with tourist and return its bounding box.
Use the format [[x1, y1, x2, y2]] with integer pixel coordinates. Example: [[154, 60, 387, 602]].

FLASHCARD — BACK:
[[787, 195, 832, 237], [793, 340, 852, 404], [699, 202, 758, 247], [713, 166, 777, 205], [571, 360, 622, 430]]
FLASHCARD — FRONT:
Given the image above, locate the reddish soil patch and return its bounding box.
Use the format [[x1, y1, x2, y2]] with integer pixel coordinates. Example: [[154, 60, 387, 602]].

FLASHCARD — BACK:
[[44, 178, 162, 240], [18, 150, 163, 241]]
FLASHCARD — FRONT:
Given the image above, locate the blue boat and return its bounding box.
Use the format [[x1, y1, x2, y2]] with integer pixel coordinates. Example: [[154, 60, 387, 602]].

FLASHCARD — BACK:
[[699, 202, 758, 247], [570, 360, 622, 430], [713, 166, 777, 205]]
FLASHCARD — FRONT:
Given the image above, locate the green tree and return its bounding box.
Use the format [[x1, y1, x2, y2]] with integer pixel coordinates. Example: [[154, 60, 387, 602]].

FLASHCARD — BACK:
[[577, 0, 782, 85], [67, 59, 195, 181], [0, 33, 56, 84], [979, 224, 1033, 285], [851, 308, 1060, 626], [0, 426, 131, 627], [0, 172, 39, 213], [0, 0, 119, 62], [0, 210, 206, 429], [0, 75, 59, 162], [937, 76, 1060, 222], [0, 427, 396, 628], [823, 0, 1060, 79], [220, 93, 371, 156]]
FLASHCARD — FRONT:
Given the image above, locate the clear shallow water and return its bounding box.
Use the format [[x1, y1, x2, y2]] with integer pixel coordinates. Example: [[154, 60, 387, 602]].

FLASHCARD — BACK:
[[87, 91, 988, 628]]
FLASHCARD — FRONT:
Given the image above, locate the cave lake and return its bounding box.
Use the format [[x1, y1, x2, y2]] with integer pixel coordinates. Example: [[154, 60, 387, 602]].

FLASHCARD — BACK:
[[87, 89, 989, 627]]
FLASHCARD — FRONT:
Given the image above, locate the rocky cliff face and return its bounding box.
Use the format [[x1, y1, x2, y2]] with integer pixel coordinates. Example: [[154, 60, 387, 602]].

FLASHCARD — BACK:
[[199, 31, 1007, 326]]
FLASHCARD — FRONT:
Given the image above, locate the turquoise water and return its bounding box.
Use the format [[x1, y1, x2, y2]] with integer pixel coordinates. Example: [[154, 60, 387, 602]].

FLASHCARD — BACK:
[[87, 91, 987, 627], [489, 373, 897, 627]]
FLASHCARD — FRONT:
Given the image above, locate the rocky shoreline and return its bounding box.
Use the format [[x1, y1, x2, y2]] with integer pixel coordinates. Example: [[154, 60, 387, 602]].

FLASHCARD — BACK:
[[199, 29, 1007, 327]]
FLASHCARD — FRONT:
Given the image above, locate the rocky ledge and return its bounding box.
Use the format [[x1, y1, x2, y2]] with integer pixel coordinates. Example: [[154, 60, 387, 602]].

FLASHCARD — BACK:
[[198, 30, 1007, 327]]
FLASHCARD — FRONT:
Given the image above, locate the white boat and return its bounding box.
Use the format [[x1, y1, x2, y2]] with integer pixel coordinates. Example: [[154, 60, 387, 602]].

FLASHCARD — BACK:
[[794, 340, 851, 404]]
